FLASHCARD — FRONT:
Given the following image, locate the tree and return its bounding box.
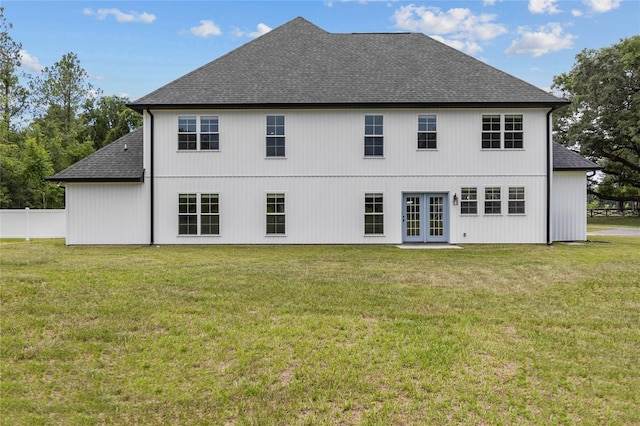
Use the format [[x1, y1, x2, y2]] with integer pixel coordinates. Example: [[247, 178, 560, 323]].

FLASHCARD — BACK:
[[31, 52, 96, 132], [0, 7, 30, 144], [79, 95, 142, 150], [552, 36, 640, 204]]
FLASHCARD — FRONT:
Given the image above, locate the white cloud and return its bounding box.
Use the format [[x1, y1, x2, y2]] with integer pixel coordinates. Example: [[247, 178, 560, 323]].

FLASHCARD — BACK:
[[483, 0, 497, 5], [249, 23, 272, 38], [583, 0, 621, 13], [190, 20, 222, 37], [392, 5, 507, 54], [528, 0, 560, 14], [83, 8, 156, 24], [232, 23, 272, 38], [19, 50, 44, 72], [571, 9, 584, 17], [505, 23, 575, 57]]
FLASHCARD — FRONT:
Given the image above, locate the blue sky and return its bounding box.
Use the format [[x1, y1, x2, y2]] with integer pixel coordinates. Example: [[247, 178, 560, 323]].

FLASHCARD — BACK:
[[4, 0, 639, 101]]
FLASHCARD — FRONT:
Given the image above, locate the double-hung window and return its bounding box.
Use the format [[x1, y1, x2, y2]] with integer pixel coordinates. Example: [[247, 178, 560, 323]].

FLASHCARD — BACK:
[[178, 116, 219, 151], [482, 114, 524, 149], [481, 115, 501, 149], [364, 115, 383, 157], [178, 116, 197, 150], [200, 116, 220, 150], [266, 193, 286, 235], [484, 187, 501, 214], [178, 193, 220, 235], [460, 187, 477, 215], [364, 193, 384, 235], [508, 187, 525, 214], [417, 115, 437, 149], [504, 115, 523, 149], [266, 115, 285, 157]]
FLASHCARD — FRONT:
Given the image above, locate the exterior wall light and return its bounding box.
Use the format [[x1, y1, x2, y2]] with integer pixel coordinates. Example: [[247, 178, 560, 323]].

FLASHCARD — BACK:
[[453, 193, 458, 205]]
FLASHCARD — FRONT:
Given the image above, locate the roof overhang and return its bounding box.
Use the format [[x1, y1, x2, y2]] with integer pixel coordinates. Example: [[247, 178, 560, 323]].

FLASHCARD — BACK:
[[128, 101, 571, 112]]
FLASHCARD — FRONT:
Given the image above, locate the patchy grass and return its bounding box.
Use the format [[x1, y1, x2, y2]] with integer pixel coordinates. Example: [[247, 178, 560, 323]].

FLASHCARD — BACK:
[[1, 239, 639, 425], [588, 215, 640, 228]]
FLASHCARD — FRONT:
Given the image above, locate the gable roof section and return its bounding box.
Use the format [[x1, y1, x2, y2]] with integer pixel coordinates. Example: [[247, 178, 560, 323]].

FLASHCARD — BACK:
[[129, 17, 567, 110], [553, 143, 600, 171], [49, 128, 144, 182]]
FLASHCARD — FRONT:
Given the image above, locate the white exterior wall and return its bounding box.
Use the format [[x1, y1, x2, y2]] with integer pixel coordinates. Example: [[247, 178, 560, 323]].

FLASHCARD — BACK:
[[552, 171, 588, 241], [66, 183, 149, 245], [142, 108, 550, 244]]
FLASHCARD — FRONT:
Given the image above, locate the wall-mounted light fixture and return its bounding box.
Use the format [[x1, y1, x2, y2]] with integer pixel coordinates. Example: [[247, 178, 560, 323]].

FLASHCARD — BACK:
[[453, 193, 458, 205]]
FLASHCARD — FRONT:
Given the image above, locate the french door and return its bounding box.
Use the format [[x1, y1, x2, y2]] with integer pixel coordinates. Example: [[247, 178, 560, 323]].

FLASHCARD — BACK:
[[403, 193, 449, 243]]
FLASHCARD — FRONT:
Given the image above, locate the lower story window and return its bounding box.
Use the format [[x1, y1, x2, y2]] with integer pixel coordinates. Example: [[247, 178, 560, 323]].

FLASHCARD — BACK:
[[178, 193, 220, 235], [484, 187, 501, 214], [508, 187, 525, 214], [364, 193, 384, 234], [460, 187, 477, 214], [266, 193, 286, 235]]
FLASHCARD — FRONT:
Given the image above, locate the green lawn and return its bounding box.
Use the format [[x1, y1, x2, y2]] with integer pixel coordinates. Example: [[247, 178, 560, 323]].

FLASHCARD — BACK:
[[2, 238, 639, 425], [587, 215, 640, 228]]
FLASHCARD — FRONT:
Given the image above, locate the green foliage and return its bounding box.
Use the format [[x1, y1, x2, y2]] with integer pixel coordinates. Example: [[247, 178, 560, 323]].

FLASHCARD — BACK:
[[0, 13, 141, 208], [0, 7, 30, 143], [553, 36, 640, 203]]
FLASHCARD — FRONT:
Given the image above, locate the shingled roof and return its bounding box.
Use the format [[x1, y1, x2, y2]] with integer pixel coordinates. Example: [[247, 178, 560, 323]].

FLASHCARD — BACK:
[[49, 128, 144, 182], [129, 17, 566, 110], [553, 143, 601, 171]]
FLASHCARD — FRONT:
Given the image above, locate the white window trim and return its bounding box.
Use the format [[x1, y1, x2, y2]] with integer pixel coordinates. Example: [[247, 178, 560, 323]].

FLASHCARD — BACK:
[[483, 186, 503, 216], [364, 192, 385, 236], [177, 192, 221, 237], [177, 115, 220, 152], [507, 186, 527, 215], [480, 114, 525, 151], [265, 191, 287, 237], [265, 115, 286, 159], [364, 114, 384, 158], [417, 113, 438, 151], [459, 187, 479, 216]]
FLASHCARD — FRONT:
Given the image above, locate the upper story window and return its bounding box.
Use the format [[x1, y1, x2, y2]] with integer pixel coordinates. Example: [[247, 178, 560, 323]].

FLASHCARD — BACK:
[[364, 115, 383, 157], [417, 115, 437, 149], [460, 187, 477, 215], [482, 114, 524, 149], [266, 115, 285, 157], [200, 116, 219, 150], [178, 116, 197, 150], [504, 115, 523, 149], [482, 115, 501, 149], [178, 116, 219, 151], [484, 187, 502, 215]]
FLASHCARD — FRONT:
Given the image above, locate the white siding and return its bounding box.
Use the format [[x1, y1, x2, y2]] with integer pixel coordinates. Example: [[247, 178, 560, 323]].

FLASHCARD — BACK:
[[153, 175, 547, 244], [136, 107, 552, 244], [66, 183, 149, 245], [552, 171, 588, 241]]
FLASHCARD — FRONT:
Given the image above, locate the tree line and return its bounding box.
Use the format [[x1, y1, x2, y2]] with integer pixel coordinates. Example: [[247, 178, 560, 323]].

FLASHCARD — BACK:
[[1, 7, 638, 209], [0, 7, 141, 209]]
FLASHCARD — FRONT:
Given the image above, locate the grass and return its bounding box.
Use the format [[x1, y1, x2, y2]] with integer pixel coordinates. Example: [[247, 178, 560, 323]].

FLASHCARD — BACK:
[[587, 215, 640, 228], [2, 238, 640, 425]]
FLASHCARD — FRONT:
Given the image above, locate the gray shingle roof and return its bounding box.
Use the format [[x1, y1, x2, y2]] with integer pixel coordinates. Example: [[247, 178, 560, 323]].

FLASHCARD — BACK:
[[49, 128, 144, 182], [553, 143, 600, 170], [129, 17, 566, 110]]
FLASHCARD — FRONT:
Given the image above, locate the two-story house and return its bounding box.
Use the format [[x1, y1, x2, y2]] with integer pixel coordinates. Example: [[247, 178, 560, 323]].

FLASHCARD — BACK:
[[50, 17, 598, 245]]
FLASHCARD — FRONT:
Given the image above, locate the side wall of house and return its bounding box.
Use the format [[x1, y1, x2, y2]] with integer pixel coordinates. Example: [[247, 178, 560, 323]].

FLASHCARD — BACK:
[[552, 171, 588, 241], [65, 183, 149, 245], [143, 108, 550, 244]]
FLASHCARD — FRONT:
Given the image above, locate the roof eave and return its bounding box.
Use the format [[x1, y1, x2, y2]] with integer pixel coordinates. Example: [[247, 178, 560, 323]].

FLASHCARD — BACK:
[[129, 100, 570, 112]]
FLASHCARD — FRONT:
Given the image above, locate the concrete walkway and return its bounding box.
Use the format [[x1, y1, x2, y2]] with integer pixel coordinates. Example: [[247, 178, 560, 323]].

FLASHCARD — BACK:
[[587, 227, 640, 237]]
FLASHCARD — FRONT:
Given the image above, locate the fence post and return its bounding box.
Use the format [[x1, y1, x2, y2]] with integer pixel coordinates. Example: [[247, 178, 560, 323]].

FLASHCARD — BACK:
[[25, 207, 30, 241]]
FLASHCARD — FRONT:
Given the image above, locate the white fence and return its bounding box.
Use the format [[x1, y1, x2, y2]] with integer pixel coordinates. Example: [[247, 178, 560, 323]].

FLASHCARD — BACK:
[[0, 209, 66, 239]]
